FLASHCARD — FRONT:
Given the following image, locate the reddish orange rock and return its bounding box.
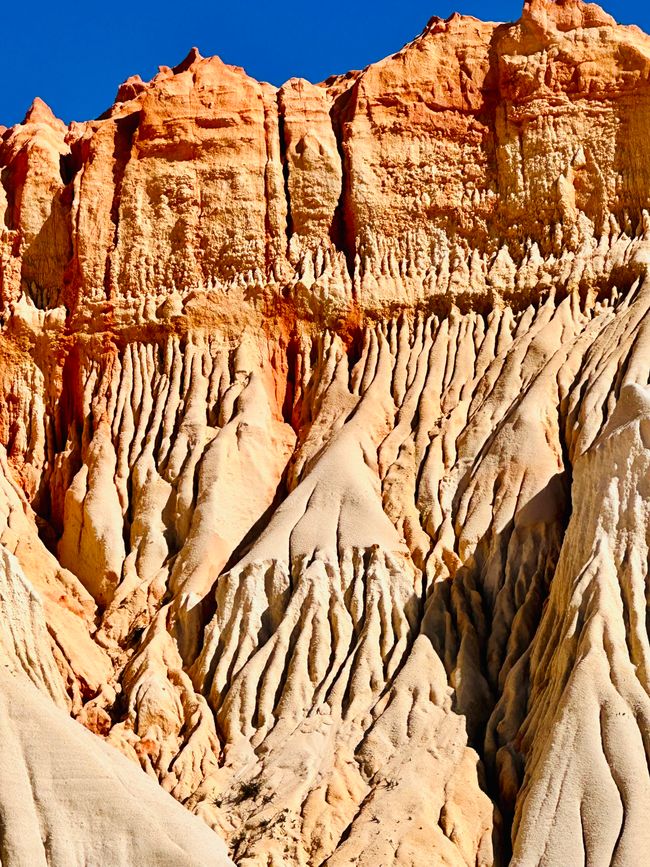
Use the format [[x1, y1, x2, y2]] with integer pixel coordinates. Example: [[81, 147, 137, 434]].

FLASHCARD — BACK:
[[3, 2, 650, 314]]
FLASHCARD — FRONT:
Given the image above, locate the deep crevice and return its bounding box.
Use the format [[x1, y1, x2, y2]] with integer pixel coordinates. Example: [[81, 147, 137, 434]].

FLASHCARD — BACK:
[[328, 89, 356, 281], [276, 94, 293, 254], [103, 111, 140, 298]]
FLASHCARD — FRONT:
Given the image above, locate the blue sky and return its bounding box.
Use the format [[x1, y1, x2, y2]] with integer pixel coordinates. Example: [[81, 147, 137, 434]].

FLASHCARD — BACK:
[[2, 0, 648, 127]]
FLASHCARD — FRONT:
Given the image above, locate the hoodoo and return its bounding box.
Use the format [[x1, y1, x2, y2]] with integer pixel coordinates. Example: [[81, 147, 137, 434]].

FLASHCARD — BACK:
[[1, 0, 650, 863]]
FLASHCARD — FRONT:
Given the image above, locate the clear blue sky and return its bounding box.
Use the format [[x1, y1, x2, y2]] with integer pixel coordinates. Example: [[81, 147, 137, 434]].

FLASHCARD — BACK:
[[2, 0, 648, 127]]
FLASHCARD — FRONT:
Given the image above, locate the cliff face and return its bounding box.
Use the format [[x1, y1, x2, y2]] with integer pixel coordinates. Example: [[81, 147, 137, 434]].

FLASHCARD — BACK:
[[1, 0, 650, 864]]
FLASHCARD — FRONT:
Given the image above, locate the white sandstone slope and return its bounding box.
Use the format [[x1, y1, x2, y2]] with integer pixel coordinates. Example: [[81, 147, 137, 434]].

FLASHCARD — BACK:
[[0, 545, 234, 867], [510, 383, 650, 866], [0, 266, 649, 865]]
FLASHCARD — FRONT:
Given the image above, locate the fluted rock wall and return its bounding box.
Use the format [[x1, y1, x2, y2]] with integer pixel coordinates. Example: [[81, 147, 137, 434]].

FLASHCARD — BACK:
[[1, 0, 650, 864]]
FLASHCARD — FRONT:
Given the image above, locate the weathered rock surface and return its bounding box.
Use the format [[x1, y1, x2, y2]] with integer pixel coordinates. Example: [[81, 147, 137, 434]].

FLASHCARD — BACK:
[[1, 0, 650, 863], [0, 547, 234, 867]]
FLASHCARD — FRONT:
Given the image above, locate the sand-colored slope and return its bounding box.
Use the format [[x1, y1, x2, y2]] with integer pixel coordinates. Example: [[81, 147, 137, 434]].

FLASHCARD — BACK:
[[0, 543, 233, 866]]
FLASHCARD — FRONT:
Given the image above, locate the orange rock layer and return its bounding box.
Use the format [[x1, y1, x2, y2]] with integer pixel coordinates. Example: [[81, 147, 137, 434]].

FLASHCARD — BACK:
[[2, 0, 649, 318]]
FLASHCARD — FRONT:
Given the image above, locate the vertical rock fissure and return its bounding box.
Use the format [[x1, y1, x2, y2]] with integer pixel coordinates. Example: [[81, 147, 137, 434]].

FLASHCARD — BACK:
[[276, 92, 294, 255], [103, 111, 140, 299], [329, 93, 356, 283], [262, 96, 280, 278]]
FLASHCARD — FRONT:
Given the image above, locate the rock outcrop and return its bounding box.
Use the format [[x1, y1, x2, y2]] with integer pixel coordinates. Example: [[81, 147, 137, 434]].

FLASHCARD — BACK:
[[1, 0, 650, 863]]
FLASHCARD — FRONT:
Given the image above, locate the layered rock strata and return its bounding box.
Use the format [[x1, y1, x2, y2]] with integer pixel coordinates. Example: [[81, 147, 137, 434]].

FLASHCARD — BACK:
[[1, 0, 650, 863]]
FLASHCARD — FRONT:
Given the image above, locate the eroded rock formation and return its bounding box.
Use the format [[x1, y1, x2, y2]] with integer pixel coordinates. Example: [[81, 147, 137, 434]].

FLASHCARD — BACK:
[[1, 0, 650, 863]]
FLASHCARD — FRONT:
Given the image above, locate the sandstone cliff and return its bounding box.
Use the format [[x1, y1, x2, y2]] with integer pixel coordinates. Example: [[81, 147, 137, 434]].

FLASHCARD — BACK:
[[1, 0, 650, 863]]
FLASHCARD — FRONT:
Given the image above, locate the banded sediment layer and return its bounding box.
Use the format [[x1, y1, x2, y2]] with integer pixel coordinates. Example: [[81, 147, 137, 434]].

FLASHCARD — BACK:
[[2, 0, 650, 863]]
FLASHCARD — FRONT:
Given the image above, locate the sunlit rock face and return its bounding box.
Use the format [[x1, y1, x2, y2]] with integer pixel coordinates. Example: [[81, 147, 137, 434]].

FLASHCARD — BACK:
[[1, 0, 650, 863]]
